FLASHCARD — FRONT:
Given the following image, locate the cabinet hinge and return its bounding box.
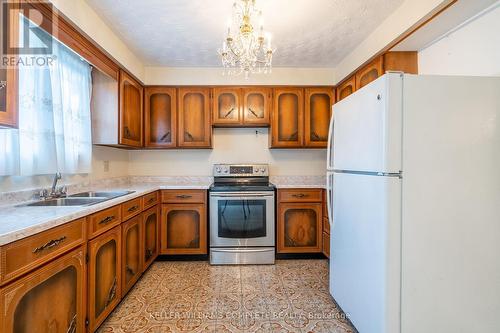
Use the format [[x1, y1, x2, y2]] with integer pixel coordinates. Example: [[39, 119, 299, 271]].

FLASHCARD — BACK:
[[85, 253, 89, 264], [85, 317, 89, 327]]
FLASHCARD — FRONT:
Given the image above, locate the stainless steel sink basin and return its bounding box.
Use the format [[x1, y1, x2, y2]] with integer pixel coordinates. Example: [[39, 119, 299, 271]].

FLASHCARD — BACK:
[[22, 197, 108, 207], [68, 190, 134, 199]]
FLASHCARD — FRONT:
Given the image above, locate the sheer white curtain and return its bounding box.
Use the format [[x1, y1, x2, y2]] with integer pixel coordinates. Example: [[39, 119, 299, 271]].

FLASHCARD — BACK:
[[0, 17, 92, 176]]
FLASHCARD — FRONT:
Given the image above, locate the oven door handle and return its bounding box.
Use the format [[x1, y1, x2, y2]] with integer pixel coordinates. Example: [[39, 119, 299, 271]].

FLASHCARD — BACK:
[[210, 193, 274, 198], [211, 248, 274, 253]]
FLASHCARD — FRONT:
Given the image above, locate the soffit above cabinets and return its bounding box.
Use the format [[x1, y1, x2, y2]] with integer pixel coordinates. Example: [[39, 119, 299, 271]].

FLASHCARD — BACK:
[[85, 0, 404, 67]]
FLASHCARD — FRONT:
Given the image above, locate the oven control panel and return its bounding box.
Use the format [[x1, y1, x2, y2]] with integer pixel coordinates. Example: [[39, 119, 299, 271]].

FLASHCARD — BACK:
[[213, 164, 269, 177]]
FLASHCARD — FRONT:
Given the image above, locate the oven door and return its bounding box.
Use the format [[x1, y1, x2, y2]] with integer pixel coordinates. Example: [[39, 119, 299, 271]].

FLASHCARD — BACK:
[[210, 191, 275, 247]]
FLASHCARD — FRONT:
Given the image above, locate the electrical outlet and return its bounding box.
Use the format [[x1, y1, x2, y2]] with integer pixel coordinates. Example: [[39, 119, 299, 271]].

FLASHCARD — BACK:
[[103, 160, 110, 172]]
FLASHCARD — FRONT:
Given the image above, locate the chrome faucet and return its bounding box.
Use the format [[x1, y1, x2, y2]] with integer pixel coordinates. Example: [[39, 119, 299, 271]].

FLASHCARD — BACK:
[[39, 173, 67, 200]]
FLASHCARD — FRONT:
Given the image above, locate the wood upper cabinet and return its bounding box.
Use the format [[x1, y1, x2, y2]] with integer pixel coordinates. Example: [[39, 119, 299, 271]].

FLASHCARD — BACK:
[[144, 87, 177, 148], [0, 2, 19, 128], [304, 88, 334, 148], [121, 215, 142, 295], [178, 87, 212, 148], [277, 189, 323, 254], [0, 246, 86, 333], [336, 76, 356, 102], [212, 87, 241, 126], [356, 56, 384, 90], [119, 70, 143, 147], [242, 87, 271, 126], [271, 88, 304, 148], [88, 225, 121, 332], [143, 206, 160, 271], [161, 204, 207, 255]]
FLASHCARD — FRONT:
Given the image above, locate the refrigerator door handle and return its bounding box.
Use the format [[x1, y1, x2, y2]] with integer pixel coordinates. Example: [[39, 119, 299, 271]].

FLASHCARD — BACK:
[[326, 106, 335, 170], [326, 174, 334, 226]]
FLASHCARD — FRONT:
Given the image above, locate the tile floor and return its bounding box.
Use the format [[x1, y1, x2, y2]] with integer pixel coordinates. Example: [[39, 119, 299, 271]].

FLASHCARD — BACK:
[[98, 260, 355, 333]]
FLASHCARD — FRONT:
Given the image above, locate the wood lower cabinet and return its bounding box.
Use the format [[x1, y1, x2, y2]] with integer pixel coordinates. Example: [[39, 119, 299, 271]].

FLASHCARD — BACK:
[[305, 88, 334, 148], [119, 70, 143, 147], [178, 87, 212, 148], [161, 204, 207, 255], [0, 246, 86, 333], [144, 87, 176, 148], [277, 189, 323, 254], [121, 215, 142, 295], [242, 87, 271, 126], [143, 206, 160, 271], [271, 88, 304, 148], [322, 232, 330, 258], [88, 225, 121, 332]]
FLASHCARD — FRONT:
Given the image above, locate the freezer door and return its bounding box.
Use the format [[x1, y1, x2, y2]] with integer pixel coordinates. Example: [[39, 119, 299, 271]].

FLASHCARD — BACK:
[[327, 106, 335, 170], [333, 74, 403, 173], [330, 172, 401, 333]]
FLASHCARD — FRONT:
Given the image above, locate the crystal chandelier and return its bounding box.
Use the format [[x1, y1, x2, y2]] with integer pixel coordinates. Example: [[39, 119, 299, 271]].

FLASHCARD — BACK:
[[218, 0, 275, 78]]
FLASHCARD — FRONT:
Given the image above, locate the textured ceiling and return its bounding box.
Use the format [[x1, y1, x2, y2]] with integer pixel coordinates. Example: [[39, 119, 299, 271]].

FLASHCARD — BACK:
[[85, 0, 405, 67]]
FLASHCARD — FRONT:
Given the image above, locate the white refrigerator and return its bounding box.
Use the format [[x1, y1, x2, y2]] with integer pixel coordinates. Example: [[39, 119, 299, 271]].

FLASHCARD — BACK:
[[326, 73, 500, 333]]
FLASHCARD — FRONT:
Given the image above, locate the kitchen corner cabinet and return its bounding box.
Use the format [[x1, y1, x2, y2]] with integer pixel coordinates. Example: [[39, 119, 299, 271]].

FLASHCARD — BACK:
[[336, 76, 356, 102], [305, 88, 334, 148], [143, 206, 160, 271], [121, 215, 142, 295], [144, 87, 177, 148], [355, 56, 384, 90], [277, 189, 323, 254], [178, 87, 212, 148], [271, 88, 304, 148], [88, 225, 122, 332], [0, 246, 86, 333], [212, 87, 241, 126], [119, 70, 144, 147]]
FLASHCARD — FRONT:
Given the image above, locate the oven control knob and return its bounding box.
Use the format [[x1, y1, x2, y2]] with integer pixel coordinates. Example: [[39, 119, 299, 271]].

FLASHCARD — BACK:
[[216, 167, 221, 173], [223, 167, 229, 174], [260, 168, 266, 173]]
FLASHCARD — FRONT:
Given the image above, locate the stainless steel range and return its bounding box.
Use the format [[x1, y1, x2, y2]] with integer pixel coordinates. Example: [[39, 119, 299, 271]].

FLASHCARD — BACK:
[[209, 164, 275, 265]]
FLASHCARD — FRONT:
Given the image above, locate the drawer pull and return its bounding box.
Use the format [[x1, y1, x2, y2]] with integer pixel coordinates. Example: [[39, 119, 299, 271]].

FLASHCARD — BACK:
[[176, 194, 192, 199], [33, 236, 67, 254], [99, 216, 115, 225], [292, 193, 308, 198], [147, 198, 155, 204], [127, 205, 139, 213]]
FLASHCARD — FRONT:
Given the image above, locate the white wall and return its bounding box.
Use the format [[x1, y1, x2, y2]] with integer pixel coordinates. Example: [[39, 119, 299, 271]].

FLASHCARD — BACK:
[[0, 146, 129, 192], [128, 128, 327, 177], [145, 67, 335, 86], [418, 4, 500, 76]]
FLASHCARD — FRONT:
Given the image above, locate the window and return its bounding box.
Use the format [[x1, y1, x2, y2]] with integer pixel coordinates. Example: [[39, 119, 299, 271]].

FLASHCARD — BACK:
[[0, 15, 92, 176]]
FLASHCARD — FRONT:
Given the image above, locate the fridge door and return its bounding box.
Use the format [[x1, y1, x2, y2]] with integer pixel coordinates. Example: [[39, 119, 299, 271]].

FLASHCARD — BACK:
[[326, 106, 335, 170], [333, 73, 403, 173], [330, 172, 401, 333], [326, 171, 334, 222]]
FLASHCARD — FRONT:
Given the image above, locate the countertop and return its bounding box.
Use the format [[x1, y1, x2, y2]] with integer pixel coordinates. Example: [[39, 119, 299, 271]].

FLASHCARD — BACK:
[[0, 175, 326, 246]]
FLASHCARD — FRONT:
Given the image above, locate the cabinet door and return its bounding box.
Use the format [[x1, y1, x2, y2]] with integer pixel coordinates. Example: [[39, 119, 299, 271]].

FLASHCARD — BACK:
[[143, 206, 159, 271], [322, 232, 330, 258], [336, 76, 356, 102], [88, 225, 121, 332], [119, 70, 143, 147], [144, 87, 176, 148], [242, 87, 271, 126], [178, 87, 212, 148], [161, 204, 207, 255], [355, 56, 383, 90], [277, 202, 322, 253], [305, 88, 334, 148], [212, 87, 241, 126], [0, 246, 86, 333], [271, 88, 304, 148], [121, 215, 142, 295], [0, 2, 19, 128]]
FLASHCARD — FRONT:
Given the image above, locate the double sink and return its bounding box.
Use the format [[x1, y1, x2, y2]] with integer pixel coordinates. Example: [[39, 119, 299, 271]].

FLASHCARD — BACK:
[[22, 191, 135, 207]]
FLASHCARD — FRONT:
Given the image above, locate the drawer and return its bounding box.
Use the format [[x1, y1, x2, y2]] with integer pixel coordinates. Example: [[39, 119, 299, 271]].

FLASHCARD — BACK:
[[143, 191, 159, 210], [322, 232, 330, 258], [122, 197, 143, 221], [323, 217, 330, 234], [161, 190, 206, 204], [88, 205, 122, 239], [0, 218, 86, 285], [278, 189, 323, 203]]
